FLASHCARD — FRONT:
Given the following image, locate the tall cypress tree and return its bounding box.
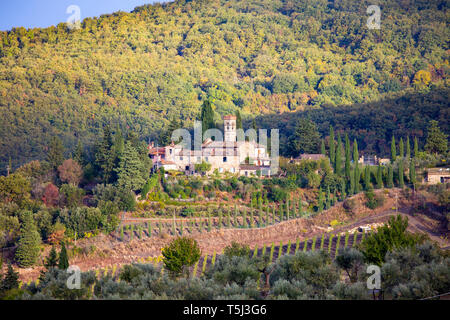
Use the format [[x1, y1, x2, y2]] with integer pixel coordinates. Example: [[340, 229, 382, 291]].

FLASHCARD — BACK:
[[391, 135, 397, 162], [200, 99, 216, 135], [387, 165, 394, 188], [376, 165, 383, 189], [353, 139, 360, 193], [406, 136, 411, 159], [364, 166, 372, 190], [320, 139, 326, 155], [345, 134, 351, 181], [317, 188, 324, 212], [73, 140, 86, 167], [329, 126, 335, 165], [335, 133, 343, 176], [409, 160, 416, 188], [398, 161, 404, 188], [349, 168, 355, 195], [235, 110, 243, 130], [15, 211, 42, 267], [58, 242, 69, 270], [399, 138, 404, 159], [414, 136, 419, 158]]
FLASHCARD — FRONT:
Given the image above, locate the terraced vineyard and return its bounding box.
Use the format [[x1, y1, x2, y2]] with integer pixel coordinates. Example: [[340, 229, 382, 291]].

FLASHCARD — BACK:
[[116, 205, 318, 242], [188, 231, 368, 277]]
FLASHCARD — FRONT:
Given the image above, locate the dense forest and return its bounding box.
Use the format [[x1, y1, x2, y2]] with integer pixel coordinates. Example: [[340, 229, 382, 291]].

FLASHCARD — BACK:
[[0, 0, 449, 171]]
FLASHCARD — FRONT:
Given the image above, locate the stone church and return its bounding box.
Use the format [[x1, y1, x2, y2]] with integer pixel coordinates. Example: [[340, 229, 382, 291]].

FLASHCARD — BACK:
[[148, 115, 272, 176]]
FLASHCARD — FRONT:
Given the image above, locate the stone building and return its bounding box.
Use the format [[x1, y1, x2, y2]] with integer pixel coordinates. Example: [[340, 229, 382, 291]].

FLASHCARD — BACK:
[[425, 168, 450, 184], [149, 115, 272, 176]]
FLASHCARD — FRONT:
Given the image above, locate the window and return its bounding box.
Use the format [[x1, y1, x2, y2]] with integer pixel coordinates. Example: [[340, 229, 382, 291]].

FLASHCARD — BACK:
[[180, 156, 183, 161], [219, 168, 224, 173], [197, 157, 201, 162], [205, 157, 209, 162], [170, 149, 173, 154], [223, 157, 227, 163]]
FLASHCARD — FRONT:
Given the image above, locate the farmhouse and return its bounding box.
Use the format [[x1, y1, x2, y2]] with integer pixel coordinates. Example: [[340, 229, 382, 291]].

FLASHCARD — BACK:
[[149, 115, 272, 176], [425, 168, 450, 184]]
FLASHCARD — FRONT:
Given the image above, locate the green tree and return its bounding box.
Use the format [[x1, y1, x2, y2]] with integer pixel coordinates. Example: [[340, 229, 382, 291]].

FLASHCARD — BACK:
[[398, 161, 404, 188], [200, 99, 216, 135], [335, 133, 343, 176], [399, 137, 404, 159], [44, 246, 59, 269], [329, 126, 335, 165], [391, 135, 397, 162], [320, 139, 326, 155], [162, 237, 201, 277], [364, 166, 372, 191], [73, 140, 86, 167], [317, 188, 324, 212], [353, 139, 360, 193], [406, 136, 411, 159], [288, 118, 321, 155], [159, 116, 181, 146], [1, 264, 19, 291], [235, 110, 243, 130], [387, 165, 394, 188], [359, 215, 425, 265], [344, 134, 351, 181], [409, 160, 416, 188], [424, 120, 448, 155], [95, 125, 115, 184], [116, 141, 147, 191], [58, 242, 69, 270], [414, 136, 419, 157], [15, 211, 42, 267], [376, 165, 383, 189], [195, 161, 212, 176], [47, 136, 64, 171]]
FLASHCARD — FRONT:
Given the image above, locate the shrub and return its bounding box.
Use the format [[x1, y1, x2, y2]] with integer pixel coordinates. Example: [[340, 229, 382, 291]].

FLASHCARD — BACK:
[[162, 237, 202, 277]]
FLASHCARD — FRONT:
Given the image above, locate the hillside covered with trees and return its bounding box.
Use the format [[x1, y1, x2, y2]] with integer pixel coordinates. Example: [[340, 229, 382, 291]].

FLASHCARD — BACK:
[[0, 0, 449, 171]]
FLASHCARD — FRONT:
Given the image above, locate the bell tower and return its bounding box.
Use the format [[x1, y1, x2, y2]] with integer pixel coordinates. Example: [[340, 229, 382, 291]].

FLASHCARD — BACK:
[[223, 115, 237, 143]]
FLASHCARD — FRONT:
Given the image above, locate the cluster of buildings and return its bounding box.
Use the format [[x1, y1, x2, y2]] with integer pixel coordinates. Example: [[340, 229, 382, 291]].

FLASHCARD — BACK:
[[148, 115, 272, 177]]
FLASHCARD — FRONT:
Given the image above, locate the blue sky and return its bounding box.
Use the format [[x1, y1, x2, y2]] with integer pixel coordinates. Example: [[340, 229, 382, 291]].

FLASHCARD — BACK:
[[0, 0, 164, 31]]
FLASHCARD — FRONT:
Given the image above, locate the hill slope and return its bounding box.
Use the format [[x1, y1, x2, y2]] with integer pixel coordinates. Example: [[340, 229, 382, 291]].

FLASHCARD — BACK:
[[0, 0, 448, 169]]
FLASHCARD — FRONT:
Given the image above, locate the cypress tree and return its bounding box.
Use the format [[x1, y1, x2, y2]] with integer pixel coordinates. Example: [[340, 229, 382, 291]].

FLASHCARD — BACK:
[[398, 161, 404, 188], [317, 188, 324, 212], [335, 133, 343, 176], [391, 135, 396, 162], [235, 110, 243, 130], [329, 126, 335, 165], [340, 179, 346, 201], [200, 99, 216, 134], [15, 211, 42, 267], [349, 168, 355, 195], [345, 134, 351, 181], [387, 165, 394, 188], [325, 187, 331, 209], [409, 160, 416, 188], [364, 166, 372, 190], [321, 139, 326, 155], [353, 139, 360, 193], [406, 136, 411, 159], [376, 165, 383, 189], [414, 136, 419, 157], [58, 242, 69, 270], [95, 125, 115, 183], [399, 138, 404, 159]]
